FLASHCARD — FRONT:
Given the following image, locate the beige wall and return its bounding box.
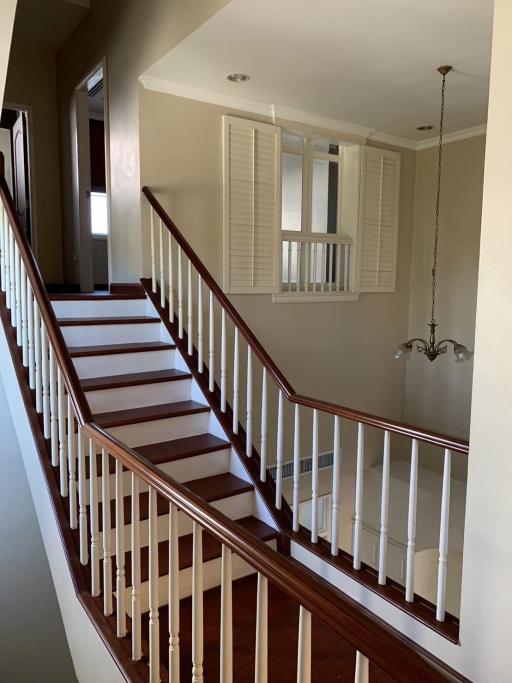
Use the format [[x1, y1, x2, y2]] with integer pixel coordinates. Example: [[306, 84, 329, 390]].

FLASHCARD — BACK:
[[4, 33, 64, 282], [56, 0, 229, 285], [0, 0, 17, 107], [459, 1, 512, 679], [404, 136, 485, 441], [139, 91, 416, 434]]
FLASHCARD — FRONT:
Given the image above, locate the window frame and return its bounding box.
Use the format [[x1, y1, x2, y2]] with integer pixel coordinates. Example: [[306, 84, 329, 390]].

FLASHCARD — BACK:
[[277, 131, 357, 300]]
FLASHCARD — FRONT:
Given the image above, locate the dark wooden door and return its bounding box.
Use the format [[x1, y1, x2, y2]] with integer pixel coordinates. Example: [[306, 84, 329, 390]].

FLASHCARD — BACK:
[[12, 112, 31, 242]]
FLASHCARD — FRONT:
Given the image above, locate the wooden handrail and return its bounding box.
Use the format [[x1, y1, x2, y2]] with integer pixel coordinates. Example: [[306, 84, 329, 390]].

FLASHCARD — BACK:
[[0, 155, 463, 680], [142, 185, 470, 455]]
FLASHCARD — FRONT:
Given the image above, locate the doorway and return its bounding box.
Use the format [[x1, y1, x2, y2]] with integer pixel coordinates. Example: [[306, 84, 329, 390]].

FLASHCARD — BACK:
[[73, 61, 110, 292], [0, 106, 33, 244]]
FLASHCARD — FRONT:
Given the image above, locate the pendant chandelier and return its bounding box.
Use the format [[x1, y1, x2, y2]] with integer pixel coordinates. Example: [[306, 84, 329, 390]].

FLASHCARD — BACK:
[[395, 65, 473, 363]]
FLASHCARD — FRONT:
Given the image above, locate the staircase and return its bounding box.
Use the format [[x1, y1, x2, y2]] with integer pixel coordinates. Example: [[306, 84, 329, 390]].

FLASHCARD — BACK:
[[0, 152, 467, 682]]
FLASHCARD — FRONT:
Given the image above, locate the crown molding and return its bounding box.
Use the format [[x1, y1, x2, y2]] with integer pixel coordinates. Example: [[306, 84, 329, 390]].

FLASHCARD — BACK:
[[140, 75, 487, 151], [415, 123, 487, 150], [367, 131, 418, 150]]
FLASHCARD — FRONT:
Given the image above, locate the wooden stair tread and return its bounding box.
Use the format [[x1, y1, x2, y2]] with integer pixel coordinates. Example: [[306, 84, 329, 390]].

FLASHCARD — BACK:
[[59, 316, 160, 326], [94, 400, 209, 428], [82, 368, 191, 392], [69, 340, 175, 357], [135, 434, 230, 465], [97, 473, 254, 530], [122, 516, 277, 584]]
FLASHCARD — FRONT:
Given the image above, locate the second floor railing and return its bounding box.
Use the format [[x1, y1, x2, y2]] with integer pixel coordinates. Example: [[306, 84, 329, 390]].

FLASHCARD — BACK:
[[143, 185, 469, 636]]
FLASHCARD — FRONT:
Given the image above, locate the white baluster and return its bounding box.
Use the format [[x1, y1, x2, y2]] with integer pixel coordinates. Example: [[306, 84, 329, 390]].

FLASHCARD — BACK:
[[8, 228, 15, 315], [77, 430, 88, 565], [0, 206, 4, 293], [353, 423, 365, 570], [20, 264, 28, 365], [405, 439, 419, 602], [260, 367, 268, 482], [320, 243, 326, 292], [208, 291, 214, 392], [304, 242, 310, 292], [220, 309, 227, 412], [149, 487, 160, 683], [328, 243, 334, 292], [331, 416, 341, 555], [57, 369, 68, 496], [197, 274, 203, 372], [102, 449, 113, 616], [436, 449, 452, 621], [275, 390, 284, 509], [296, 606, 311, 683], [220, 545, 233, 683], [335, 245, 341, 292], [89, 438, 100, 597], [192, 522, 204, 683], [131, 473, 142, 660], [378, 431, 391, 585], [168, 233, 174, 321], [168, 502, 180, 681], [150, 207, 156, 293], [296, 242, 302, 292], [15, 243, 21, 341], [292, 404, 301, 532], [67, 396, 77, 529], [178, 246, 183, 339], [187, 258, 193, 356], [159, 218, 165, 308], [311, 409, 319, 543], [49, 347, 58, 466], [246, 346, 253, 456], [287, 240, 292, 291], [27, 278, 35, 389], [41, 323, 50, 438], [312, 243, 317, 292], [354, 651, 369, 683], [34, 302, 42, 412], [344, 245, 350, 291], [115, 459, 126, 637], [255, 573, 268, 683], [232, 327, 239, 433]]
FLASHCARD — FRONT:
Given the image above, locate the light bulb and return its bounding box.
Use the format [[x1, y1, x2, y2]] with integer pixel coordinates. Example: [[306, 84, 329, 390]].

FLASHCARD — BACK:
[[453, 344, 473, 363], [395, 343, 413, 360]]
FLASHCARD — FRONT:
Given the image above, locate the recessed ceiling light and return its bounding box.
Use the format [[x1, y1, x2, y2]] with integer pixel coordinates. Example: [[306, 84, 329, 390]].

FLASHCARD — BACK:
[[417, 124, 434, 131], [226, 73, 250, 83]]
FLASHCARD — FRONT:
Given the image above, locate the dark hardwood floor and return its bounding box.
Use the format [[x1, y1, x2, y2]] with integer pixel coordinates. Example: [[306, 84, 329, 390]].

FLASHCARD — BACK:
[[143, 574, 395, 682]]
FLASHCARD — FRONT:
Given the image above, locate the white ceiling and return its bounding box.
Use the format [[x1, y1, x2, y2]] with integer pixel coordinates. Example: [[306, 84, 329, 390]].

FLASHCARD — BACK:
[[141, 0, 493, 145]]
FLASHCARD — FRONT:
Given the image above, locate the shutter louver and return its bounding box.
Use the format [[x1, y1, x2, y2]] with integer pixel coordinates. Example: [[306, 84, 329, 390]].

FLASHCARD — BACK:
[[223, 116, 280, 294], [359, 147, 400, 292]]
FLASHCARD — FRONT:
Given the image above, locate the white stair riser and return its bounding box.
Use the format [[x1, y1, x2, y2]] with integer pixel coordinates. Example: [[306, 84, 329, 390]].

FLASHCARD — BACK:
[[85, 378, 192, 413], [73, 349, 176, 379], [121, 540, 277, 615], [97, 491, 254, 551], [83, 448, 232, 504], [61, 322, 163, 347], [52, 299, 148, 319], [107, 412, 210, 447]]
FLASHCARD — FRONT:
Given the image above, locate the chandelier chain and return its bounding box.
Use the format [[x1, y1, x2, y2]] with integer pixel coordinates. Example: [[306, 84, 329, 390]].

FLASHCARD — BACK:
[[431, 72, 447, 325]]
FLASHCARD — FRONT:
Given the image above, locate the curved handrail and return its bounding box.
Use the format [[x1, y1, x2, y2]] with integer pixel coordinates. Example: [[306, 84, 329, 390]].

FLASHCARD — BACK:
[[0, 155, 461, 680], [142, 186, 469, 455]]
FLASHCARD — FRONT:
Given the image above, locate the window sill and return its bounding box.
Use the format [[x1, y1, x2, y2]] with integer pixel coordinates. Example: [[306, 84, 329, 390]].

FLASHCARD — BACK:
[[92, 233, 108, 241], [272, 291, 360, 304]]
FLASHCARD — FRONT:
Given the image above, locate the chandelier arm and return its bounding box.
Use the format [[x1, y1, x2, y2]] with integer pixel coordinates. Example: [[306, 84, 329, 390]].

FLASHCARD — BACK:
[[405, 337, 429, 347]]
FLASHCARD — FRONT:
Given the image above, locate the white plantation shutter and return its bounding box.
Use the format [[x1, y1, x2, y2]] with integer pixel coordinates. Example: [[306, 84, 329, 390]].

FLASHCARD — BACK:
[[358, 146, 401, 292], [223, 115, 281, 293]]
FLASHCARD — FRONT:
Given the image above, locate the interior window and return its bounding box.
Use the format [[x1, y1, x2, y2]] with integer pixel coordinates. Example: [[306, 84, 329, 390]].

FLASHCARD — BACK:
[[282, 153, 303, 231], [311, 157, 339, 233], [90, 191, 108, 236]]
